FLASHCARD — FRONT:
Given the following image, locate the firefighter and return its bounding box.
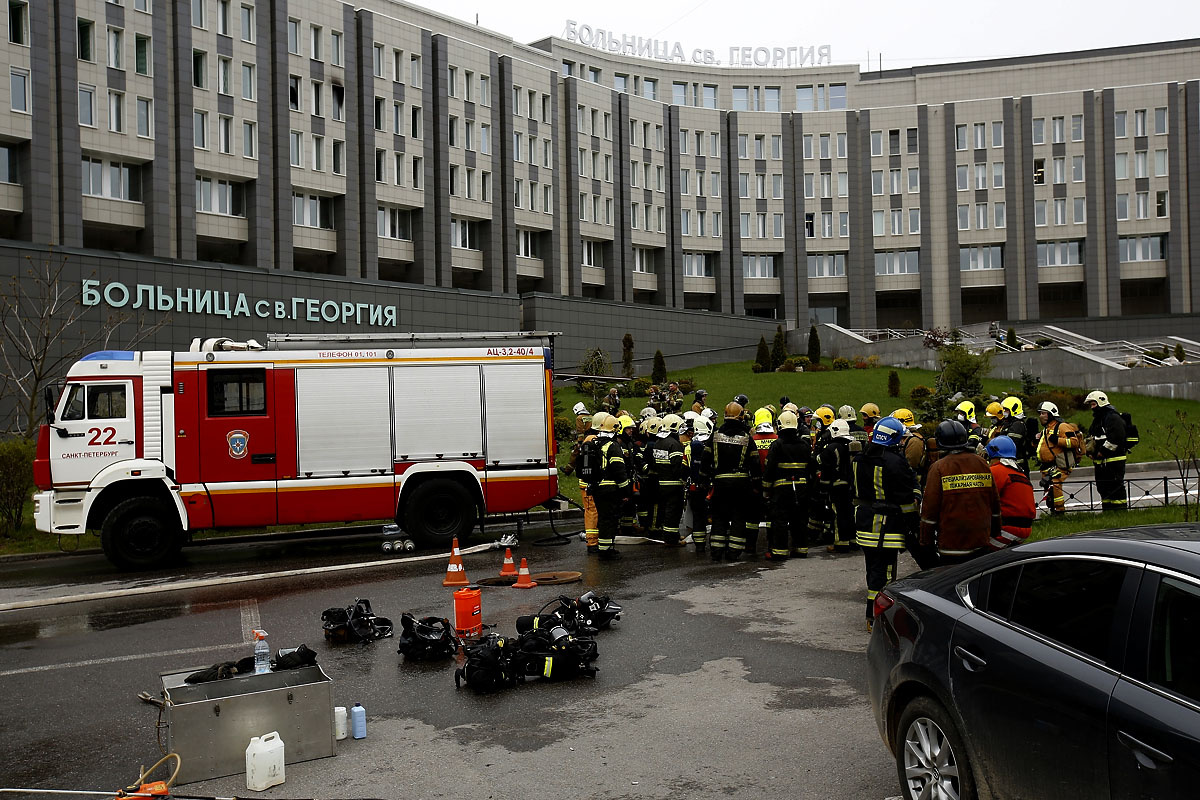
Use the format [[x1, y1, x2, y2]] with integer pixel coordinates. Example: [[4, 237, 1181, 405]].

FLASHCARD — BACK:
[[592, 414, 630, 560], [855, 416, 921, 630], [892, 408, 930, 485], [561, 402, 593, 478], [1086, 390, 1128, 511], [797, 406, 815, 430], [749, 407, 779, 558], [685, 416, 715, 553], [1036, 401, 1083, 515], [953, 401, 985, 452], [818, 419, 857, 552], [648, 414, 688, 545], [600, 387, 621, 415], [919, 420, 1002, 566], [664, 382, 685, 414], [997, 396, 1035, 475], [691, 389, 708, 415], [635, 416, 662, 531], [807, 406, 837, 547], [985, 435, 1036, 550], [983, 401, 1004, 440], [709, 402, 760, 561], [576, 411, 608, 553], [647, 385, 663, 414], [762, 410, 811, 560], [617, 415, 641, 536], [859, 402, 881, 434], [839, 405, 868, 446]]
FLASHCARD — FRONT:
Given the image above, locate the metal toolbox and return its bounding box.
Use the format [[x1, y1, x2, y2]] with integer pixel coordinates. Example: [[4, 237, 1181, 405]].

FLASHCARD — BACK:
[[161, 664, 336, 784]]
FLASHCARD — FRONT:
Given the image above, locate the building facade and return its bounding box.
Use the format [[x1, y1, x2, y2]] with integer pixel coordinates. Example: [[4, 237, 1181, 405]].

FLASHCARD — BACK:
[[3, 0, 1199, 342]]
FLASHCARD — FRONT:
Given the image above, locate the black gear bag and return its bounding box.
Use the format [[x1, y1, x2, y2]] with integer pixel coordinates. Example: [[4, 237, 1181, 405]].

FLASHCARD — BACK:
[[397, 613, 461, 660], [454, 633, 520, 693], [321, 598, 394, 644]]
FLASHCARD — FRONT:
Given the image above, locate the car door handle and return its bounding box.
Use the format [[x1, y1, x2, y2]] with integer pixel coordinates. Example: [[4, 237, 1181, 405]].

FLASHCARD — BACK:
[[953, 645, 988, 671], [1118, 730, 1174, 768], [251, 453, 276, 464], [118, 439, 134, 445]]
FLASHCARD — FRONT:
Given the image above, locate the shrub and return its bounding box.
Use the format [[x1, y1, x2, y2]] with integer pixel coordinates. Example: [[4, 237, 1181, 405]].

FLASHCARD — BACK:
[[621, 333, 635, 378], [755, 336, 772, 373], [752, 363, 767, 374], [1006, 327, 1018, 348], [868, 355, 881, 368], [832, 357, 851, 371], [0, 437, 34, 537], [852, 359, 870, 369], [923, 327, 952, 350], [807, 363, 831, 372], [1035, 337, 1054, 348], [553, 416, 576, 442], [887, 370, 901, 398], [770, 325, 789, 370], [938, 344, 992, 398], [1175, 343, 1187, 362], [1019, 368, 1043, 396], [807, 325, 822, 364], [652, 350, 668, 384], [677, 377, 697, 394], [794, 356, 811, 371], [1027, 389, 1082, 414], [1144, 349, 1170, 362], [777, 359, 797, 373], [910, 385, 933, 401], [630, 376, 651, 396]]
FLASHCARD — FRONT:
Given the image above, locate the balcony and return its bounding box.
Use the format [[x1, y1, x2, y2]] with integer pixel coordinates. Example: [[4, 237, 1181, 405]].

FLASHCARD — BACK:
[[451, 247, 483, 271], [378, 238, 414, 263], [196, 213, 248, 242], [632, 271, 657, 292], [1120, 260, 1167, 280], [743, 277, 780, 295], [683, 276, 716, 294], [82, 195, 144, 228], [293, 226, 337, 252], [582, 266, 605, 286], [1037, 264, 1085, 284], [807, 276, 848, 293], [960, 269, 1005, 288], [0, 182, 21, 213], [875, 273, 920, 292], [516, 255, 544, 278]]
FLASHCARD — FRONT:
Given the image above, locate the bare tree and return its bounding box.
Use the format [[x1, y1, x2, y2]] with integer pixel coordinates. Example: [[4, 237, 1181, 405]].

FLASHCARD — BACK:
[[0, 249, 168, 438], [1163, 411, 1200, 522]]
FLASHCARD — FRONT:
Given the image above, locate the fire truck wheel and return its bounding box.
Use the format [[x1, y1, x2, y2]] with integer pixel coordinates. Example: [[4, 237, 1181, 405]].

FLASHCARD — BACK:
[[404, 479, 476, 548], [101, 498, 183, 570]]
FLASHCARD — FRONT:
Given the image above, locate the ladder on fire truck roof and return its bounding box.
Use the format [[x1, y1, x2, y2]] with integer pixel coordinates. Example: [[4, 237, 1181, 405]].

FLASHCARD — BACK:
[[264, 331, 559, 349]]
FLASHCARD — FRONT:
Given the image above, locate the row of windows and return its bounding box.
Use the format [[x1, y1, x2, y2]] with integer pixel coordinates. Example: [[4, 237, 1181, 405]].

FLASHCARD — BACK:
[[630, 161, 667, 191], [1116, 191, 1170, 221], [513, 179, 552, 213], [682, 209, 721, 238], [737, 133, 782, 160], [742, 254, 776, 278], [958, 201, 1009, 230], [960, 245, 1004, 271], [873, 167, 921, 196], [805, 210, 853, 239], [195, 0, 258, 44], [681, 129, 722, 157], [370, 148, 424, 190], [577, 106, 612, 139], [447, 65, 491, 106], [1116, 150, 1170, 179], [1031, 197, 1085, 227], [808, 253, 845, 277], [76, 22, 154, 74], [806, 132, 849, 159], [871, 208, 924, 237], [510, 84, 549, 121], [630, 203, 666, 234], [683, 169, 722, 197], [578, 148, 611, 180]]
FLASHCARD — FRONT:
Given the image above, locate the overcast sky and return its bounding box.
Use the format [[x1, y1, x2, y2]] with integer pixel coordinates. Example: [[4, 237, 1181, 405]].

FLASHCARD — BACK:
[[428, 0, 1199, 70]]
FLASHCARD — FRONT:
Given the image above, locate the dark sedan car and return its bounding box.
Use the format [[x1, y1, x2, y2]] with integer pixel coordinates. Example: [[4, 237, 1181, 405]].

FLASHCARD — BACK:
[[867, 526, 1200, 800]]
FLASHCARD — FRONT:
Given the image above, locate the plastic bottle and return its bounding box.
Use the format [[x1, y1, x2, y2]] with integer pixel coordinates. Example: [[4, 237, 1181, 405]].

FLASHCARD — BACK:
[[253, 629, 270, 674], [350, 703, 366, 739], [333, 706, 348, 740]]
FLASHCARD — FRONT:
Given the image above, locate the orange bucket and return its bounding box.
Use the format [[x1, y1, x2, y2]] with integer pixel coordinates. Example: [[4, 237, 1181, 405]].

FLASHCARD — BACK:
[[453, 586, 483, 638]]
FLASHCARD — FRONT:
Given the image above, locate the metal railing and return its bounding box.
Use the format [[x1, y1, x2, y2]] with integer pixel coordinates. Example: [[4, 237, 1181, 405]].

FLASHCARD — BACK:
[[1054, 476, 1200, 513]]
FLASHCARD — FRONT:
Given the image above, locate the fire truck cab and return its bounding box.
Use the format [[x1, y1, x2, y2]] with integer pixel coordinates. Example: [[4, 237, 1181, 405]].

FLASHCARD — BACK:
[[33, 332, 559, 569]]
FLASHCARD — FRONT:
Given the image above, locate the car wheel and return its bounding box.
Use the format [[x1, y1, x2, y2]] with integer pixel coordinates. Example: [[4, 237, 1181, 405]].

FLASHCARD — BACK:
[[100, 498, 183, 570], [404, 479, 476, 548], [896, 695, 976, 800]]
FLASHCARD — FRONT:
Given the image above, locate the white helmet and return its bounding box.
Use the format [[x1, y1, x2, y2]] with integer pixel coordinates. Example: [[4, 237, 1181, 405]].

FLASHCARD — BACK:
[[1085, 390, 1110, 408], [692, 417, 713, 440], [660, 414, 684, 436], [829, 419, 852, 439], [683, 410, 701, 423], [1038, 401, 1060, 417], [838, 404, 857, 422], [701, 407, 716, 420], [573, 402, 588, 416], [590, 411, 611, 431], [639, 406, 658, 420]]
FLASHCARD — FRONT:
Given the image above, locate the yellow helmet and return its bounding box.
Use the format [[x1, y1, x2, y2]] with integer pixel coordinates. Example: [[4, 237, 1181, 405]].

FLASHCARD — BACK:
[[954, 401, 977, 424], [1001, 396, 1023, 417], [599, 414, 621, 434], [860, 402, 881, 418], [618, 415, 636, 433], [985, 402, 1003, 420], [891, 408, 916, 427], [640, 416, 663, 436], [777, 410, 799, 430], [815, 406, 835, 427], [753, 408, 774, 428], [590, 411, 611, 431]]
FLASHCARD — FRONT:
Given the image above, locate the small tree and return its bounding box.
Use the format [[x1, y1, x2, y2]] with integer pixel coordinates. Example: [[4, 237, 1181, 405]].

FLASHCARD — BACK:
[[1163, 411, 1200, 522], [621, 332, 635, 378], [770, 325, 788, 370], [1006, 327, 1018, 349], [652, 349, 668, 385], [0, 437, 34, 537], [937, 344, 993, 398], [578, 347, 613, 407], [807, 325, 821, 365], [1020, 368, 1043, 396], [887, 370, 901, 398], [753, 336, 772, 373], [1175, 343, 1187, 362]]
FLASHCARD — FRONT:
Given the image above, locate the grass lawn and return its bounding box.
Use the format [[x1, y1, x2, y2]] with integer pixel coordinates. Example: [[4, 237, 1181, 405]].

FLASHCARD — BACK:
[[1028, 506, 1194, 540]]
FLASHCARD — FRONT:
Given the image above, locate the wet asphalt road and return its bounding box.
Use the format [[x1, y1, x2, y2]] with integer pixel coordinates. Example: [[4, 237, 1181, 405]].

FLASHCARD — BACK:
[[0, 528, 904, 799]]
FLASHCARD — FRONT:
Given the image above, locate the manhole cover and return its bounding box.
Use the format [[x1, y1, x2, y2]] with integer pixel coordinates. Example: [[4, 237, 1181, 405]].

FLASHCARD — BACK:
[[529, 571, 583, 585], [475, 575, 519, 586]]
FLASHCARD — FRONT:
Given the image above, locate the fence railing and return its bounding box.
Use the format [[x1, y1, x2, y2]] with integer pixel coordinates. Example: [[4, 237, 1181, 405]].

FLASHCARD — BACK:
[[1054, 476, 1200, 513]]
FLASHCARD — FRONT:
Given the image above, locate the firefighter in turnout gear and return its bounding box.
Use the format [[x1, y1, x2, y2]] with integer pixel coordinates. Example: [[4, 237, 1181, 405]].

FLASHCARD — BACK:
[[709, 402, 760, 561], [635, 416, 662, 531], [616, 414, 641, 536], [647, 414, 688, 545], [562, 402, 594, 477], [691, 389, 708, 415], [920, 420, 1002, 566], [593, 414, 630, 559], [577, 411, 608, 553], [1086, 390, 1129, 511], [893, 408, 931, 486], [985, 435, 1036, 550], [749, 407, 778, 558], [762, 410, 812, 560], [818, 419, 858, 552], [664, 382, 685, 414], [1036, 401, 1083, 515], [859, 402, 881, 435], [685, 416, 715, 553], [807, 406, 837, 547], [600, 387, 621, 415], [953, 401, 985, 452], [840, 405, 869, 446], [997, 396, 1036, 475], [855, 416, 921, 629]]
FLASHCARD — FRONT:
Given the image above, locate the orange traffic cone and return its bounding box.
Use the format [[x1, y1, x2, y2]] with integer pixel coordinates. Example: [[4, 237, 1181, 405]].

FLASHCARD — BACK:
[[512, 557, 538, 589], [498, 548, 519, 577], [443, 537, 470, 587]]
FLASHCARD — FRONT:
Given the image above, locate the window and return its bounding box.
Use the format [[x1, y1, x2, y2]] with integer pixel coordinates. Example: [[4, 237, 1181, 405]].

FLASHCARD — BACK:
[[1071, 114, 1084, 141], [292, 194, 334, 229], [772, 135, 782, 160], [1073, 196, 1086, 224], [738, 134, 748, 159], [241, 5, 254, 42], [378, 207, 412, 240], [739, 173, 749, 198], [742, 254, 776, 278], [992, 162, 1004, 188], [973, 123, 985, 150], [446, 65, 457, 97], [1114, 110, 1127, 138], [758, 174, 768, 199], [192, 0, 206, 28], [134, 34, 150, 74], [908, 167, 919, 193], [192, 50, 207, 89], [807, 253, 846, 278], [828, 83, 846, 109], [975, 163, 986, 190], [958, 204, 969, 231], [1072, 156, 1084, 182], [62, 383, 128, 420], [216, 114, 232, 153], [241, 63, 255, 100], [1051, 116, 1064, 144], [1135, 109, 1147, 137], [960, 245, 1003, 271], [888, 129, 901, 156], [1033, 159, 1045, 186], [956, 165, 967, 191], [955, 124, 966, 151], [680, 168, 690, 195], [1115, 153, 1128, 180], [330, 138, 344, 174], [1031, 117, 1044, 145], [217, 56, 231, 94], [242, 121, 256, 158], [906, 128, 918, 155], [802, 135, 813, 159], [195, 175, 244, 215], [837, 132, 848, 158], [1154, 107, 1168, 135], [1119, 235, 1164, 262], [216, 0, 230, 35], [680, 209, 692, 236], [772, 174, 783, 199], [287, 77, 301, 111], [1053, 157, 1065, 185], [874, 250, 919, 275], [411, 106, 422, 138], [710, 171, 720, 197], [1054, 198, 1066, 225], [909, 208, 921, 234], [837, 172, 848, 197], [77, 18, 94, 60], [796, 85, 813, 111], [1147, 576, 1200, 705], [78, 85, 95, 125], [286, 17, 298, 54], [732, 86, 748, 110], [1134, 151, 1147, 179], [994, 202, 1005, 229], [1155, 149, 1168, 177], [409, 55, 421, 88], [872, 210, 884, 236], [1116, 193, 1129, 220], [977, 202, 989, 230], [891, 209, 902, 235], [135, 96, 152, 137], [286, 130, 301, 165], [738, 212, 748, 238], [9, 0, 27, 45], [330, 30, 341, 65], [107, 91, 124, 133], [803, 173, 814, 199], [9, 68, 28, 113], [683, 252, 713, 277], [764, 87, 780, 112], [773, 213, 784, 238], [891, 169, 902, 195], [80, 157, 140, 200], [1136, 191, 1149, 219], [1034, 199, 1046, 226], [309, 133, 321, 170], [873, 170, 884, 196], [581, 240, 603, 267], [872, 130, 883, 156], [992, 121, 1003, 148], [107, 26, 123, 69], [207, 369, 266, 417], [309, 24, 321, 60], [839, 212, 849, 237], [820, 134, 830, 159]]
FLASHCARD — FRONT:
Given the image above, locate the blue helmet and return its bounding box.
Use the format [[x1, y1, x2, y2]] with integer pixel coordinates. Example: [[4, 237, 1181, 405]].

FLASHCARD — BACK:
[[869, 416, 906, 447], [985, 435, 1017, 460]]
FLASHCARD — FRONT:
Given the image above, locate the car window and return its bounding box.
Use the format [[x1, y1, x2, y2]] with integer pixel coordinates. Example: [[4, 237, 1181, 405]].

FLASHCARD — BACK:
[[207, 369, 267, 417], [61, 384, 86, 421], [87, 385, 127, 419], [1148, 576, 1200, 705], [1007, 559, 1128, 663]]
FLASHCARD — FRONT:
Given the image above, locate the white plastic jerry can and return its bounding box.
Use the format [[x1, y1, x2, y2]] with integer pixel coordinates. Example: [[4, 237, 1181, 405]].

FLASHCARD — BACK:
[[245, 731, 286, 791]]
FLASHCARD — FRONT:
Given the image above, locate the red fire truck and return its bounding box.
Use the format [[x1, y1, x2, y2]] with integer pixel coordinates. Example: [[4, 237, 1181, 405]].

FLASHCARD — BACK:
[[33, 332, 559, 569]]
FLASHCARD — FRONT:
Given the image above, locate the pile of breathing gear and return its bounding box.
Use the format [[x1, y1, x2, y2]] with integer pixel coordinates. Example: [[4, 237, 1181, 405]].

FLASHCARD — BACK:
[[455, 591, 622, 693], [396, 613, 461, 660], [321, 598, 394, 644], [184, 644, 318, 683]]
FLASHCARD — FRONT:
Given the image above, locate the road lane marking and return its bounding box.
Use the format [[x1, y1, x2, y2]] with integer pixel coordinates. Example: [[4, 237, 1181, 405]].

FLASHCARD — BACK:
[[0, 642, 244, 677], [240, 599, 260, 643]]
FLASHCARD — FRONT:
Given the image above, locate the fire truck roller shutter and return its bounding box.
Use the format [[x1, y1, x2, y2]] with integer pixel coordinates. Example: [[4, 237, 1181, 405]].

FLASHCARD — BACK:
[[481, 364, 549, 466], [295, 366, 393, 475]]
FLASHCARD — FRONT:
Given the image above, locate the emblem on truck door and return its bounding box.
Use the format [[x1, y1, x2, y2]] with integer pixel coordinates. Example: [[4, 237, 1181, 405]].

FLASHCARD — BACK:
[[227, 430, 250, 459]]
